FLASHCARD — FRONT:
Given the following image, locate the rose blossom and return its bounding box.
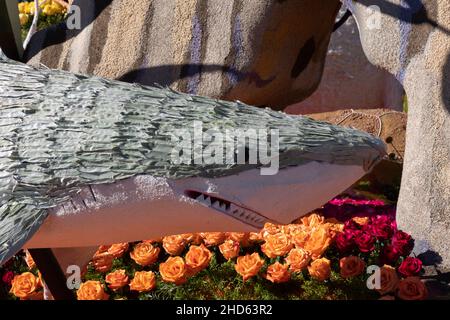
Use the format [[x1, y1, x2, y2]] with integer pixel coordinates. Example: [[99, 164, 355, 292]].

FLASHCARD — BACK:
[[302, 225, 333, 260], [380, 245, 401, 265], [343, 219, 361, 232], [130, 242, 160, 266], [285, 248, 311, 272], [105, 269, 129, 291], [339, 256, 366, 278], [92, 252, 114, 273], [201, 232, 226, 247], [261, 232, 293, 258], [185, 244, 212, 275], [76, 281, 109, 300], [398, 257, 422, 277], [352, 216, 370, 226], [300, 213, 325, 228], [391, 230, 414, 256], [162, 235, 186, 256], [397, 277, 428, 300], [159, 257, 188, 285], [354, 231, 375, 253], [129, 271, 156, 293], [235, 253, 264, 281], [377, 265, 399, 295], [335, 231, 355, 253], [265, 262, 290, 283], [107, 243, 129, 259], [227, 232, 251, 247], [2, 271, 14, 286], [10, 272, 42, 300], [366, 215, 395, 239], [219, 240, 240, 260], [308, 257, 331, 281]]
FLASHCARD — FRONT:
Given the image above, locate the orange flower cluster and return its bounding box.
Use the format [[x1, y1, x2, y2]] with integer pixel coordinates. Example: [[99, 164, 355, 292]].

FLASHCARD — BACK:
[[44, 212, 425, 300], [252, 213, 343, 282]]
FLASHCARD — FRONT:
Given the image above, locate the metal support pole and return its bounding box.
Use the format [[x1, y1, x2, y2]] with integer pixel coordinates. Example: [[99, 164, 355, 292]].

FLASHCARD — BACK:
[[28, 248, 76, 300], [0, 0, 23, 60]]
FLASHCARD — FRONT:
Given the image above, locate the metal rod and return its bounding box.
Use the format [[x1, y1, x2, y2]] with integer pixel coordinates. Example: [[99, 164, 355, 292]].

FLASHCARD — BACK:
[[0, 0, 24, 60], [28, 248, 75, 300]]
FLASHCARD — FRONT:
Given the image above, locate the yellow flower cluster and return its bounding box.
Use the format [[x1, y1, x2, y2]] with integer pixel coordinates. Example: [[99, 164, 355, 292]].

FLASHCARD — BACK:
[[18, 1, 67, 26]]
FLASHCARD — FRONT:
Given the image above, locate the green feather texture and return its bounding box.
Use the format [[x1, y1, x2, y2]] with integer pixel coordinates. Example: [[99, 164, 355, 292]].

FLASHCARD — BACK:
[[0, 51, 386, 264]]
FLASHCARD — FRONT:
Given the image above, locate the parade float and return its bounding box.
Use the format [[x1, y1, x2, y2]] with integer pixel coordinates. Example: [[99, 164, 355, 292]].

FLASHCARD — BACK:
[[0, 0, 449, 301]]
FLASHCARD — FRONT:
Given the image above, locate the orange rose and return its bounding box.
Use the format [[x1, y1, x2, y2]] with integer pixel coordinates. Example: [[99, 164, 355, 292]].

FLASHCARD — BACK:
[[227, 232, 251, 247], [235, 253, 265, 281], [9, 272, 41, 299], [308, 257, 331, 281], [261, 222, 281, 238], [76, 280, 109, 300], [181, 233, 203, 245], [219, 240, 240, 260], [325, 218, 345, 235], [352, 216, 370, 226], [248, 232, 263, 243], [285, 248, 311, 272], [129, 271, 156, 293], [377, 265, 399, 295], [130, 242, 160, 266], [261, 232, 293, 258], [24, 250, 36, 269], [339, 256, 366, 278], [281, 224, 303, 237], [300, 213, 325, 228], [92, 252, 114, 273], [107, 243, 129, 259], [159, 257, 188, 285], [201, 232, 226, 247], [185, 244, 212, 275], [397, 277, 428, 300], [162, 235, 186, 255], [105, 269, 129, 291], [302, 225, 332, 259], [265, 262, 290, 283], [95, 245, 111, 255], [292, 229, 309, 248]]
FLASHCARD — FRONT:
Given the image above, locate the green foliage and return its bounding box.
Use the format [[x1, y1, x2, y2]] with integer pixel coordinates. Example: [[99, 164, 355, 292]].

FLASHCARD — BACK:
[[21, 13, 66, 40], [80, 247, 380, 300]]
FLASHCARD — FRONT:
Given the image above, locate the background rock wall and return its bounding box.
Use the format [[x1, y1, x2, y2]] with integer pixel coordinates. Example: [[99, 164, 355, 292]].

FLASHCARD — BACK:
[[286, 8, 405, 114]]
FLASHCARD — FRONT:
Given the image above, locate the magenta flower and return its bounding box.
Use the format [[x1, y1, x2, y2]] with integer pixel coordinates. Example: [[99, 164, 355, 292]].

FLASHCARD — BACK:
[[380, 245, 401, 265], [335, 231, 355, 253], [391, 230, 414, 256], [2, 271, 14, 286], [365, 215, 396, 240], [354, 231, 376, 253], [344, 219, 361, 232], [398, 257, 423, 277]]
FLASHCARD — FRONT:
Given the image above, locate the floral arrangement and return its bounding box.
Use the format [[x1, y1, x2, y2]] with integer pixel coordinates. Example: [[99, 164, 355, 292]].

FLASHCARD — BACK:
[[0, 197, 428, 300], [17, 0, 68, 38]]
